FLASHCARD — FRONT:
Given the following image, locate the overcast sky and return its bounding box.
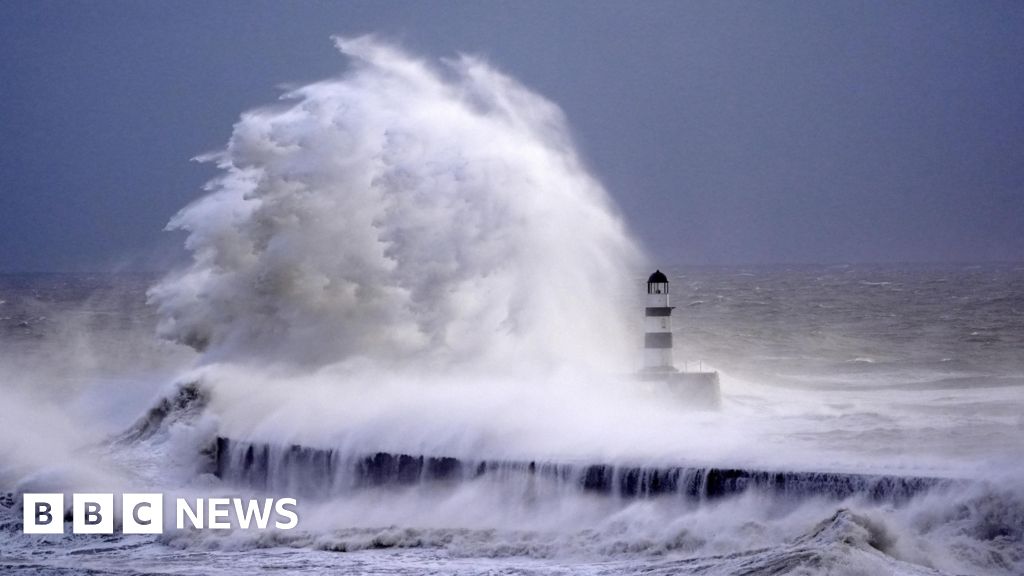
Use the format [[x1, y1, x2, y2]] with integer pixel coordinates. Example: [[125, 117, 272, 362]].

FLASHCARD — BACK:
[[1, 1, 1022, 271]]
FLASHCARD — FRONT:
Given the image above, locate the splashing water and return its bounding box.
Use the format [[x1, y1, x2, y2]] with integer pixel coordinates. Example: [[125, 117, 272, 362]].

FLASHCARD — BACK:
[[148, 36, 642, 375]]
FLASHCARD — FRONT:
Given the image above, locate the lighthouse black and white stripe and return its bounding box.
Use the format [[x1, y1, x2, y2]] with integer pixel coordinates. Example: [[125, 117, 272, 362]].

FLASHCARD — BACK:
[[644, 270, 676, 372]]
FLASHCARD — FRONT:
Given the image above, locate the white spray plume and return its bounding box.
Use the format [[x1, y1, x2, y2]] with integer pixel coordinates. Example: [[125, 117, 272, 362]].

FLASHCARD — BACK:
[[149, 36, 642, 373]]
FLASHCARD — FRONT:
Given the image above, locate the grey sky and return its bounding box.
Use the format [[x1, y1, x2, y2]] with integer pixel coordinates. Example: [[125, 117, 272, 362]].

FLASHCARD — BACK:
[[1, 1, 1021, 271]]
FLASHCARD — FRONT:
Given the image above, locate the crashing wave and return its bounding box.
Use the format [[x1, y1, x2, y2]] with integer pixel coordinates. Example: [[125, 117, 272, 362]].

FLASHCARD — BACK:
[[114, 381, 208, 444]]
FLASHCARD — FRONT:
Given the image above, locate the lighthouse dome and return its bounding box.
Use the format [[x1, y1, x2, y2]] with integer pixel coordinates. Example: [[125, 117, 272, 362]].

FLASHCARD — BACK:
[[647, 270, 668, 284]]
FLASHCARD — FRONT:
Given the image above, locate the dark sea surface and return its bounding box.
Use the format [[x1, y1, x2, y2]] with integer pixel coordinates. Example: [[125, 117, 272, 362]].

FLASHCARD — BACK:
[[672, 263, 1024, 389]]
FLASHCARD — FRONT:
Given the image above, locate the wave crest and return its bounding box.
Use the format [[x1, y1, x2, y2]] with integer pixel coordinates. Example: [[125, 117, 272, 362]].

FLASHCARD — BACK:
[[149, 36, 641, 373]]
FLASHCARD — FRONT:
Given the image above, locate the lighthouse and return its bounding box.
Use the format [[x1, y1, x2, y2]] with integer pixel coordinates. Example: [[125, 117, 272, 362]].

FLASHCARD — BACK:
[[638, 269, 721, 408], [643, 270, 677, 372]]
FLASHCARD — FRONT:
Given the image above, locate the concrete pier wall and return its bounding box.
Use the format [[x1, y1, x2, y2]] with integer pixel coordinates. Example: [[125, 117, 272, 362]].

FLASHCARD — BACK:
[[214, 437, 953, 504]]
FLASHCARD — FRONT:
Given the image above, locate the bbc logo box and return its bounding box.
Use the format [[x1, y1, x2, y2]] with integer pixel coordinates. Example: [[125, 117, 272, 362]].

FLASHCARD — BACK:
[[23, 493, 163, 534], [22, 494, 63, 534]]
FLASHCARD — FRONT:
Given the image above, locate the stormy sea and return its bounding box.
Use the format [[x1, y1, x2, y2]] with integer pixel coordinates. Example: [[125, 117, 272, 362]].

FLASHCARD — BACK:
[[1, 37, 1022, 575], [2, 265, 1022, 575]]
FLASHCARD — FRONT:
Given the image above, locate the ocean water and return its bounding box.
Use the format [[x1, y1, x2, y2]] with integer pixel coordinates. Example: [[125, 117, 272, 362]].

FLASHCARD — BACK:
[[1, 265, 1022, 575]]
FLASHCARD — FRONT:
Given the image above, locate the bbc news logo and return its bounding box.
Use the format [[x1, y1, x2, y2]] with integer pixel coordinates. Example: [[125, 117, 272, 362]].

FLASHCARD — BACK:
[[23, 494, 298, 534]]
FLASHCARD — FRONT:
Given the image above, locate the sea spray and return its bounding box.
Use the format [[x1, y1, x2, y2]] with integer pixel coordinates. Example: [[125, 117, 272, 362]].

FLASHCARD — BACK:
[[149, 35, 642, 375]]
